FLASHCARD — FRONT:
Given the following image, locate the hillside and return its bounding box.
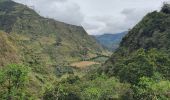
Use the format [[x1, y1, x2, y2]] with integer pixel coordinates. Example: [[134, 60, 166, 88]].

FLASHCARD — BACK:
[[105, 4, 170, 62], [0, 0, 170, 100], [0, 31, 20, 66], [0, 0, 105, 65], [0, 0, 105, 98], [102, 4, 170, 99], [93, 32, 127, 51], [104, 3, 170, 77], [120, 12, 170, 53]]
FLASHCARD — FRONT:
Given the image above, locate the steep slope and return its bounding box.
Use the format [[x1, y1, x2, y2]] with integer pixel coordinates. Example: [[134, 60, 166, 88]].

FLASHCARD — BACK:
[[93, 32, 127, 51], [0, 0, 105, 98], [0, 0, 104, 65], [103, 4, 170, 81], [0, 31, 20, 66], [106, 5, 170, 60], [119, 12, 170, 53], [102, 4, 170, 99]]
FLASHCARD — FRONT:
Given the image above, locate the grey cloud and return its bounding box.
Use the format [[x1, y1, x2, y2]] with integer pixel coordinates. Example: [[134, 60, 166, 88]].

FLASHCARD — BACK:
[[122, 8, 150, 24], [85, 8, 156, 34], [82, 22, 100, 30], [98, 16, 128, 34], [13, 0, 84, 25], [82, 20, 105, 35], [13, 0, 167, 35]]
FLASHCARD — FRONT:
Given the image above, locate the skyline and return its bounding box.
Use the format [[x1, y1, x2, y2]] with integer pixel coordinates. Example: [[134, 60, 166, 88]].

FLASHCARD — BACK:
[[13, 0, 168, 35]]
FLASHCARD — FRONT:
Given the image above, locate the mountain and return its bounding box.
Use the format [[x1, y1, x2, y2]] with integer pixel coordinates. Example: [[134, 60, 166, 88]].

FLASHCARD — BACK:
[[93, 32, 127, 51], [1, 0, 170, 99], [0, 0, 105, 64], [104, 3, 170, 77], [102, 4, 170, 99], [0, 0, 105, 97]]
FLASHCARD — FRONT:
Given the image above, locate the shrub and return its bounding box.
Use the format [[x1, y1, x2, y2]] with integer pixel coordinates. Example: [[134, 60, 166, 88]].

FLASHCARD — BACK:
[[0, 64, 30, 100]]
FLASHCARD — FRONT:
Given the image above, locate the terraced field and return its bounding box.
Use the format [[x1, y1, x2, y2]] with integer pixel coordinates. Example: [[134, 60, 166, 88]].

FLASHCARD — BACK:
[[71, 61, 100, 68]]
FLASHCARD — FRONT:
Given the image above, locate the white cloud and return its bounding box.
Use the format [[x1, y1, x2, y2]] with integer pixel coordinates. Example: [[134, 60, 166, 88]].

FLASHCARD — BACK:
[[13, 0, 168, 35], [13, 0, 84, 25]]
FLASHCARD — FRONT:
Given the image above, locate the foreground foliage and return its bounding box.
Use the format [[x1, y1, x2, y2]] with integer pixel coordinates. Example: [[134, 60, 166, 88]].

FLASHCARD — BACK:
[[133, 76, 170, 99], [0, 64, 30, 100], [0, 1, 170, 100], [43, 74, 130, 100]]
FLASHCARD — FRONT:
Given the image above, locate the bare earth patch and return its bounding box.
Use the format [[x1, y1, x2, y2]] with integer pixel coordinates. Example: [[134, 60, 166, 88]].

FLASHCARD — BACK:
[[71, 61, 100, 68]]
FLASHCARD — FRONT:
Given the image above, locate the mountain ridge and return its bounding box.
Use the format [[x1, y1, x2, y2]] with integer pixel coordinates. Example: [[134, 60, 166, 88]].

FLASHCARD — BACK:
[[93, 32, 127, 51], [0, 0, 106, 98], [101, 4, 170, 99], [103, 3, 170, 82], [0, 0, 104, 62]]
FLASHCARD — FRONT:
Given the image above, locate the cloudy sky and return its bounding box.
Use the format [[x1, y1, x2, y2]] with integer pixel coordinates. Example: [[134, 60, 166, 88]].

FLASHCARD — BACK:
[[13, 0, 168, 35]]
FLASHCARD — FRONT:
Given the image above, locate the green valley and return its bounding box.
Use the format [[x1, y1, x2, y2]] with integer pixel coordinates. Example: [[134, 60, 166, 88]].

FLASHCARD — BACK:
[[0, 0, 109, 99], [0, 0, 170, 100]]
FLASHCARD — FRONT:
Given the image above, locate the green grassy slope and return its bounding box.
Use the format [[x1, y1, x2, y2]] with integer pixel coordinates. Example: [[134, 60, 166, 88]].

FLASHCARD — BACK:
[[0, 31, 20, 66], [0, 0, 105, 66], [0, 0, 105, 98]]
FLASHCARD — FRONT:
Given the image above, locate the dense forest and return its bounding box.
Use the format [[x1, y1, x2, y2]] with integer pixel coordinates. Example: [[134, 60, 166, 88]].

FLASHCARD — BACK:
[[0, 0, 170, 100]]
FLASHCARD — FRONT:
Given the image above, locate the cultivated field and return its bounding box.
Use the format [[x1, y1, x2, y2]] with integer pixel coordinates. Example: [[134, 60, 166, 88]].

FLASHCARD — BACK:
[[71, 61, 100, 68]]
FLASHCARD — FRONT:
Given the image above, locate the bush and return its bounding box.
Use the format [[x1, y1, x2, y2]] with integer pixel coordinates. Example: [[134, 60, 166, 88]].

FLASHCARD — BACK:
[[55, 66, 74, 77], [107, 49, 170, 84], [161, 3, 170, 14], [133, 76, 170, 99], [0, 64, 30, 100]]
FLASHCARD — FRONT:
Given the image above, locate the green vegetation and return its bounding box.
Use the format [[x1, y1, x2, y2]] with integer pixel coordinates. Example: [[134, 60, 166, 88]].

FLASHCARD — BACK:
[[0, 0, 170, 99], [0, 0, 105, 65], [133, 76, 170, 99], [0, 31, 20, 66], [0, 0, 107, 98], [0, 64, 30, 100], [105, 49, 170, 84], [43, 74, 130, 100], [103, 3, 170, 99]]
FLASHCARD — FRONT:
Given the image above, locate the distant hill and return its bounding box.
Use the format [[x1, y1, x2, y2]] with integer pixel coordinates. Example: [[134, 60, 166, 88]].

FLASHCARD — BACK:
[[93, 32, 127, 51]]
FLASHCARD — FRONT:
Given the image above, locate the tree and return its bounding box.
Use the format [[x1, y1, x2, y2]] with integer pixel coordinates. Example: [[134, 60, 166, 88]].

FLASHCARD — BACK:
[[108, 49, 170, 84], [133, 76, 170, 99], [43, 75, 81, 100], [161, 2, 170, 14], [0, 64, 29, 100]]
